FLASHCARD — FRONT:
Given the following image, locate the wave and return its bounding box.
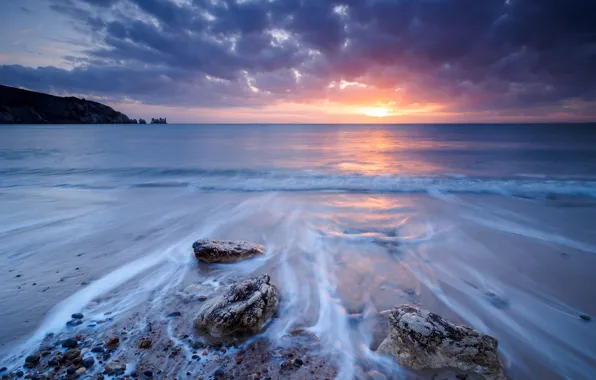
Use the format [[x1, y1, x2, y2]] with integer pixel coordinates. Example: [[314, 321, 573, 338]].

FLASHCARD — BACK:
[[1, 167, 596, 196]]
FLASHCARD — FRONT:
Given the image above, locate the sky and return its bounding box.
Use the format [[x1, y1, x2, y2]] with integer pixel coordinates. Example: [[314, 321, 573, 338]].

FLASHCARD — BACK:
[[0, 0, 595, 123]]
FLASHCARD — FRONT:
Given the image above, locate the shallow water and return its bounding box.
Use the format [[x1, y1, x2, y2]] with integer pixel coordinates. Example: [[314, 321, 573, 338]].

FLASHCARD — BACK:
[[1, 124, 596, 378]]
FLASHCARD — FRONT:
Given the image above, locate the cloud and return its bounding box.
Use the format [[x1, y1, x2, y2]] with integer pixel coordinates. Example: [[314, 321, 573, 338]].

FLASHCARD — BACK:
[[1, 0, 596, 120]]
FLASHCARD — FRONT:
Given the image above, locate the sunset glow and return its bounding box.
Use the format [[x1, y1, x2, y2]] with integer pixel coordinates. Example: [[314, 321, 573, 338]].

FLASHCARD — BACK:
[[359, 106, 392, 118]]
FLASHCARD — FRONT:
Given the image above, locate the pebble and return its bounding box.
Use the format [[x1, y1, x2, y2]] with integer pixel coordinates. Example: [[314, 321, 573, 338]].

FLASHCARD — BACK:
[[106, 337, 120, 348], [139, 338, 152, 349], [143, 370, 153, 378], [61, 338, 78, 348], [64, 348, 82, 361], [66, 319, 83, 326], [198, 296, 208, 302], [91, 346, 105, 353], [293, 358, 304, 367], [213, 368, 225, 378], [167, 311, 182, 317], [75, 367, 86, 375], [71, 313, 84, 319], [0, 367, 6, 373], [24, 353, 40, 366], [580, 313, 591, 321], [16, 371, 24, 377], [83, 357, 95, 368]]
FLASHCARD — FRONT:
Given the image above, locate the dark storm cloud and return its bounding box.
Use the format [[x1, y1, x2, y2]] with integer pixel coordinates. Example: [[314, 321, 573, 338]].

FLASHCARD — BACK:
[[2, 0, 595, 116]]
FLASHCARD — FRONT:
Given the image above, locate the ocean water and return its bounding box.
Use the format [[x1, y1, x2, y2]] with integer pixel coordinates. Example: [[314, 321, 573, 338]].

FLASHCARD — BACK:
[[1, 124, 596, 378]]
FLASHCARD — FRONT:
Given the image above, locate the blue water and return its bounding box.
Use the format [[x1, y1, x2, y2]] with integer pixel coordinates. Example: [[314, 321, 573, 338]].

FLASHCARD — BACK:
[[1, 124, 596, 379]]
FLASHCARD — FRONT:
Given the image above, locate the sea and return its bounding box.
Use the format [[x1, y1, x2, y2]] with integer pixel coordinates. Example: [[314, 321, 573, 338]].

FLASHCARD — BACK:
[[1, 123, 595, 379]]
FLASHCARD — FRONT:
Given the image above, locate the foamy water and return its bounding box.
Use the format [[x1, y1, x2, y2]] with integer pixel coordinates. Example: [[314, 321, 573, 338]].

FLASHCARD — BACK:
[[1, 124, 595, 378]]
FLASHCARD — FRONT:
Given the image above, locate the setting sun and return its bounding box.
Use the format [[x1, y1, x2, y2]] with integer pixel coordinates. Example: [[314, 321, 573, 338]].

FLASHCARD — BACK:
[[359, 106, 392, 118]]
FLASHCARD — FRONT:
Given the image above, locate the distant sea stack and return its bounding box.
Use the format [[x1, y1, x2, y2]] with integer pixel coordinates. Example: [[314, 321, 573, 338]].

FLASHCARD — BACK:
[[150, 117, 167, 124]]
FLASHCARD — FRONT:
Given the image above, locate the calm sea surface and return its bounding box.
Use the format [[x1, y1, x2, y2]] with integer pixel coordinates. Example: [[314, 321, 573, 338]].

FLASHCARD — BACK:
[[1, 124, 596, 378]]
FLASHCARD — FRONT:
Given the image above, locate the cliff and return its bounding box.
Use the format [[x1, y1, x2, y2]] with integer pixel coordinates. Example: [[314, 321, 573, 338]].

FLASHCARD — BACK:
[[0, 85, 133, 124]]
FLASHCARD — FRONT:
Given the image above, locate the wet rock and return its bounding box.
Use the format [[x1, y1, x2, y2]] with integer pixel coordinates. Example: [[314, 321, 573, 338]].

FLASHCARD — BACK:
[[0, 367, 6, 373], [106, 337, 120, 349], [24, 353, 40, 367], [66, 319, 83, 326], [64, 348, 82, 361], [195, 274, 280, 337], [213, 368, 225, 378], [75, 367, 86, 375], [143, 370, 153, 378], [580, 313, 591, 321], [71, 313, 84, 319], [167, 311, 181, 318], [91, 346, 105, 353], [83, 357, 95, 368], [198, 296, 209, 302], [61, 338, 78, 348], [139, 338, 152, 349], [293, 358, 304, 367], [104, 360, 126, 376], [192, 238, 265, 263], [16, 371, 24, 377], [377, 304, 505, 380]]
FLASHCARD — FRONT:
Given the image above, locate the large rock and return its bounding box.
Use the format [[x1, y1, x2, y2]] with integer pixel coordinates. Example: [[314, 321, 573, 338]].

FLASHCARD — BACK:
[[195, 275, 280, 337], [377, 305, 506, 380], [193, 238, 265, 263]]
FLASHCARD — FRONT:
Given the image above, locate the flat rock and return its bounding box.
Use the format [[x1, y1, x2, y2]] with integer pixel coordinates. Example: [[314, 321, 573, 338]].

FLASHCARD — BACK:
[[377, 304, 506, 380], [195, 274, 280, 337], [192, 238, 265, 263], [104, 359, 126, 376]]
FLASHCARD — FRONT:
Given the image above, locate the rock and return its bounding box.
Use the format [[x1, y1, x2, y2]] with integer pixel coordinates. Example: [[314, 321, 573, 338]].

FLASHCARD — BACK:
[[139, 338, 152, 349], [106, 337, 120, 349], [213, 368, 225, 378], [198, 296, 209, 302], [0, 367, 6, 373], [377, 305, 505, 380], [580, 313, 591, 321], [24, 353, 40, 367], [293, 358, 304, 367], [61, 338, 78, 348], [75, 367, 86, 375], [104, 360, 126, 376], [71, 313, 84, 319], [192, 238, 265, 263], [66, 319, 83, 326], [195, 274, 280, 337], [91, 346, 105, 353], [83, 357, 95, 368], [63, 348, 81, 361], [167, 311, 182, 318], [143, 370, 153, 378]]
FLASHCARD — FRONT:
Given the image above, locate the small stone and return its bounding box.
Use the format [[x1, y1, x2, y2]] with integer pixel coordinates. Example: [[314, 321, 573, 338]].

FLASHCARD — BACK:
[[280, 360, 293, 370], [66, 319, 83, 326], [16, 371, 24, 377], [198, 296, 208, 302], [131, 372, 139, 378], [106, 337, 120, 348], [16, 274, 21, 278], [40, 351, 51, 356], [61, 338, 78, 348], [83, 357, 95, 368], [456, 375, 468, 380], [25, 353, 40, 366], [63, 348, 81, 361], [293, 358, 304, 367], [0, 367, 6, 373], [580, 313, 591, 321], [213, 368, 225, 378], [66, 367, 75, 375], [91, 346, 105, 353], [75, 367, 86, 375], [192, 355, 199, 359], [139, 338, 152, 349], [104, 360, 126, 375], [167, 311, 181, 318], [71, 313, 84, 319], [191, 341, 205, 349], [143, 370, 153, 378]]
